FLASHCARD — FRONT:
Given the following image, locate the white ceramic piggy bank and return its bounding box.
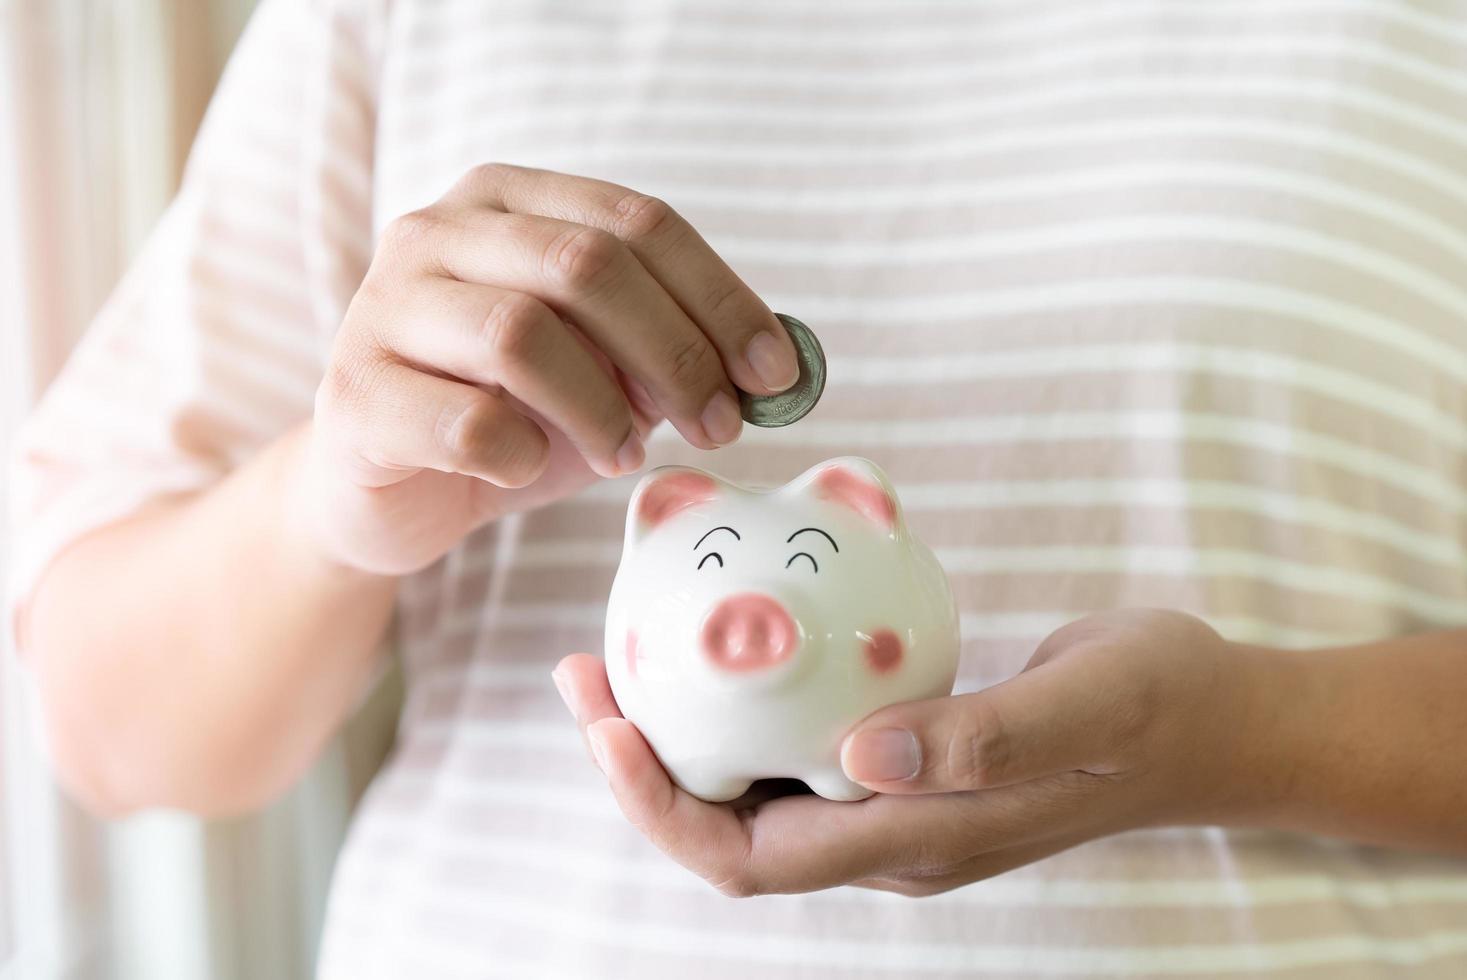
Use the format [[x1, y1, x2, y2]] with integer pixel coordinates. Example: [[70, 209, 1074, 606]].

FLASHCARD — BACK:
[[604, 457, 960, 802]]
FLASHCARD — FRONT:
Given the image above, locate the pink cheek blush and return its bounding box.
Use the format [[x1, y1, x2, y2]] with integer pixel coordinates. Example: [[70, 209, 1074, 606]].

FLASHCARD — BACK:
[[637, 472, 717, 527], [815, 466, 896, 529], [864, 628, 904, 674], [625, 630, 640, 677]]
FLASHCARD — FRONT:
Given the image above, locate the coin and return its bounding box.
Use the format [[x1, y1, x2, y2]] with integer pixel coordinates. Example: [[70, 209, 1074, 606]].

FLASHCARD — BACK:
[[739, 313, 826, 428]]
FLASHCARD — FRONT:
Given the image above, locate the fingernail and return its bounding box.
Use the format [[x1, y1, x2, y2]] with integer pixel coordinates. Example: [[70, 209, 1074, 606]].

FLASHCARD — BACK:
[[588, 726, 609, 775], [700, 391, 742, 446], [746, 330, 798, 392], [614, 430, 645, 475], [842, 728, 921, 782], [550, 669, 574, 718]]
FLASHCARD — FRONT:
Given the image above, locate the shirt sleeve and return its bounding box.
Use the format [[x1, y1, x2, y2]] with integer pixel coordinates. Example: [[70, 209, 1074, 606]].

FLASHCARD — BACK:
[[5, 0, 380, 651]]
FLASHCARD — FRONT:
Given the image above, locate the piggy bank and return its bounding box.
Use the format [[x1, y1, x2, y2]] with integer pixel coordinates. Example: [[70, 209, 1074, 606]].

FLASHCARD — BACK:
[[604, 457, 960, 802]]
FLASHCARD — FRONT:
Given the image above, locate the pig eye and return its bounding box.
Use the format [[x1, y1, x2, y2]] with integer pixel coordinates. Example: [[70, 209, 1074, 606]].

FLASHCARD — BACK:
[[786, 527, 839, 552], [693, 526, 738, 570], [786, 552, 819, 573], [694, 525, 740, 549], [785, 527, 835, 574]]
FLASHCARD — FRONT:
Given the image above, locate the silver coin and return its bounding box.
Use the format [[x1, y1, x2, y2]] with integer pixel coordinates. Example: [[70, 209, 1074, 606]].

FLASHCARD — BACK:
[[739, 313, 826, 427]]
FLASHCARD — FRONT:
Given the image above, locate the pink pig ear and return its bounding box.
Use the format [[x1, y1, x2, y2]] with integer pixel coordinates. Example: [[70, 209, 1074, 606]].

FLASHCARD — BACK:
[[628, 466, 720, 541], [805, 457, 901, 532]]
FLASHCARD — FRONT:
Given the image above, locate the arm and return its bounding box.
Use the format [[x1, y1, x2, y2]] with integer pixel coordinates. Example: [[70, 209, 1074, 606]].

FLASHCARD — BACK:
[[1247, 629, 1467, 852], [20, 159, 802, 818], [23, 424, 396, 817]]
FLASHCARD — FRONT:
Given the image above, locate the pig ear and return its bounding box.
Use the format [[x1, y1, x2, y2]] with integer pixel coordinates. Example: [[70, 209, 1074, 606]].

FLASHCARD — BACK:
[[796, 457, 904, 537], [625, 465, 722, 546]]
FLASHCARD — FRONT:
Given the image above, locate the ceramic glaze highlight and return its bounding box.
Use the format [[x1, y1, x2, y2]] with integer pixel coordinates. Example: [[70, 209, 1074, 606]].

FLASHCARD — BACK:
[[604, 457, 960, 802]]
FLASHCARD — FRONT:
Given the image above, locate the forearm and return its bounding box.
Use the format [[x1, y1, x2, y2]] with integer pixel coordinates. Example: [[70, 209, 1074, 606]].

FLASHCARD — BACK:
[[1235, 631, 1467, 853], [23, 423, 398, 817]]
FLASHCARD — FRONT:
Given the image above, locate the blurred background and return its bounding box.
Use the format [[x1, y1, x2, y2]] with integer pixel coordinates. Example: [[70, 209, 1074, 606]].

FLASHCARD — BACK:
[[1, 4, 399, 977]]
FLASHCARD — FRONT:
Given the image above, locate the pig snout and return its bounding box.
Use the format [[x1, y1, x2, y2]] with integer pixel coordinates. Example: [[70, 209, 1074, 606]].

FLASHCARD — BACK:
[[699, 593, 798, 673]]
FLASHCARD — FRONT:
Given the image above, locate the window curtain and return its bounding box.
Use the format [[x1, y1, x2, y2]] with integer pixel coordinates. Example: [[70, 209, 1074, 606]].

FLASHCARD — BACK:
[[0, 3, 399, 977]]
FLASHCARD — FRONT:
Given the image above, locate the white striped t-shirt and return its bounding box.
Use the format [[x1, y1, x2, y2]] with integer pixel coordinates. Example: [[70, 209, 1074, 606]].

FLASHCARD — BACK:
[[10, 1, 1467, 977]]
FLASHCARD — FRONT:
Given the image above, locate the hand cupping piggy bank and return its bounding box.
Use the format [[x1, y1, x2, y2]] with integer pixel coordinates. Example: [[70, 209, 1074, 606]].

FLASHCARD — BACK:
[[604, 457, 960, 802]]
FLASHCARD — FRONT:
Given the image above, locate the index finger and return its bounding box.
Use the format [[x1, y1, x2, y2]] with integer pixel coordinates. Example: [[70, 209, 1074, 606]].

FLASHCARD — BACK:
[[452, 163, 801, 397]]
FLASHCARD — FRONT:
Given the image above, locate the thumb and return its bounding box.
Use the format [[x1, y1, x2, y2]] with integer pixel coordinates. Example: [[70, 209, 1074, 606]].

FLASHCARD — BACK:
[[839, 661, 1113, 794]]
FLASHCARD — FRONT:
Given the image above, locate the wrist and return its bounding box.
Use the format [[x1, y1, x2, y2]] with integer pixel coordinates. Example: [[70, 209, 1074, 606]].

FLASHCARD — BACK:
[[1193, 640, 1318, 828], [275, 422, 395, 587]]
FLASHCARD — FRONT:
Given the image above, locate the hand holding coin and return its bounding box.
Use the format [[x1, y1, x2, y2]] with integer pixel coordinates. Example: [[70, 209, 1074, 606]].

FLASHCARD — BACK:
[[304, 163, 812, 574]]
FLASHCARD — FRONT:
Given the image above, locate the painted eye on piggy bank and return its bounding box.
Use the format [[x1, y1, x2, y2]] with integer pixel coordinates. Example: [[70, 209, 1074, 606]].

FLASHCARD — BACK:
[[603, 456, 960, 803]]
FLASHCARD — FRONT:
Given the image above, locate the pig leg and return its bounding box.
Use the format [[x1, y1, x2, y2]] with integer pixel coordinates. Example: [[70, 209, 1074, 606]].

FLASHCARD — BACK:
[[803, 770, 875, 803], [671, 770, 754, 804]]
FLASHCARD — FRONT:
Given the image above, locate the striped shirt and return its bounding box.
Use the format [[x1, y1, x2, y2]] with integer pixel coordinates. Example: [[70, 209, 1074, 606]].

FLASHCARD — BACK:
[[11, 0, 1467, 976]]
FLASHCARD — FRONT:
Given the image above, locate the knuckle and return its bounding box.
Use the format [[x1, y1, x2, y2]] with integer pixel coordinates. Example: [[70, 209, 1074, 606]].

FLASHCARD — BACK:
[[318, 351, 393, 468], [544, 226, 623, 290], [464, 161, 514, 187], [451, 161, 518, 200], [662, 334, 720, 390], [381, 208, 442, 258], [1028, 613, 1113, 666], [352, 270, 396, 315], [699, 275, 753, 325], [946, 700, 1010, 789], [319, 348, 379, 417], [609, 190, 680, 243], [480, 292, 549, 366]]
